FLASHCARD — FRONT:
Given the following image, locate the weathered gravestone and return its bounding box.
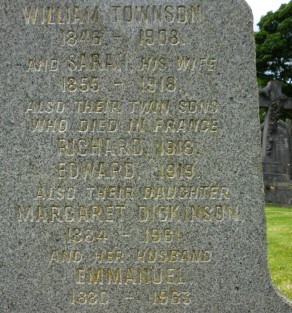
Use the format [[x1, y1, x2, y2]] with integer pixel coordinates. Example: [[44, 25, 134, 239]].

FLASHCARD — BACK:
[[1, 0, 291, 312], [259, 81, 292, 205]]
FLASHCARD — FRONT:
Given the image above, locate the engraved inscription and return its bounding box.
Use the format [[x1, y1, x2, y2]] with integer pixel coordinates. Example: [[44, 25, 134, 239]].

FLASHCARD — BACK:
[[50, 249, 84, 264], [18, 1, 232, 308], [70, 290, 109, 306], [130, 99, 170, 114], [78, 119, 117, 132], [18, 204, 125, 223], [138, 205, 238, 222], [67, 53, 119, 71], [143, 186, 230, 200], [176, 56, 217, 73], [136, 249, 211, 263], [140, 57, 168, 72], [141, 76, 176, 93], [61, 29, 102, 46], [61, 76, 99, 93], [144, 228, 182, 244], [58, 161, 135, 180], [34, 186, 76, 200], [56, 137, 144, 157], [87, 186, 133, 200], [27, 57, 59, 72], [24, 6, 99, 25], [76, 100, 121, 114], [30, 118, 68, 133], [159, 163, 196, 179], [139, 29, 180, 46], [111, 5, 202, 24], [76, 267, 184, 285], [95, 250, 125, 264], [153, 289, 191, 305], [26, 100, 65, 114], [158, 140, 198, 156], [154, 119, 218, 133], [67, 228, 108, 243]]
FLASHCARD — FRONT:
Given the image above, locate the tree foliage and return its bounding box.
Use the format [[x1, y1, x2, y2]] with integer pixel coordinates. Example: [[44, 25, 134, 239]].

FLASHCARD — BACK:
[[255, 1, 292, 96]]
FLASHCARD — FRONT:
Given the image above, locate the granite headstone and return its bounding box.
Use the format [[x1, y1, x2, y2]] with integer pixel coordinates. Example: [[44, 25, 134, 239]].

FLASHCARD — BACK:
[[1, 0, 291, 312]]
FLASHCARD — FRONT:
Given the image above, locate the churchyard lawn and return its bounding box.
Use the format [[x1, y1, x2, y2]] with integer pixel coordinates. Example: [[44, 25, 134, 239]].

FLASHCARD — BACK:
[[266, 204, 292, 300]]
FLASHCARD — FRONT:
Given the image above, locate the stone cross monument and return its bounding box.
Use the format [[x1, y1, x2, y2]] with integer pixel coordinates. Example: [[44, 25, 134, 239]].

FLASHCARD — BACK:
[[259, 81, 292, 204]]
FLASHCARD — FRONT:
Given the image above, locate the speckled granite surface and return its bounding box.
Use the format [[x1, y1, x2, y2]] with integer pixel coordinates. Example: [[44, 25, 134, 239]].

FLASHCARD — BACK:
[[0, 0, 291, 312]]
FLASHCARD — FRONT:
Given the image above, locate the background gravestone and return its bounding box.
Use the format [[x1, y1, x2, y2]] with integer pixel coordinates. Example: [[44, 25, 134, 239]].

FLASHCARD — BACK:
[[260, 81, 292, 205], [0, 0, 291, 312]]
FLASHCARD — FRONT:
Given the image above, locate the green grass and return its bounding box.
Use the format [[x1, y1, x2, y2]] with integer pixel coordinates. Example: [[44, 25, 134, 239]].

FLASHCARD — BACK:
[[265, 204, 292, 300]]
